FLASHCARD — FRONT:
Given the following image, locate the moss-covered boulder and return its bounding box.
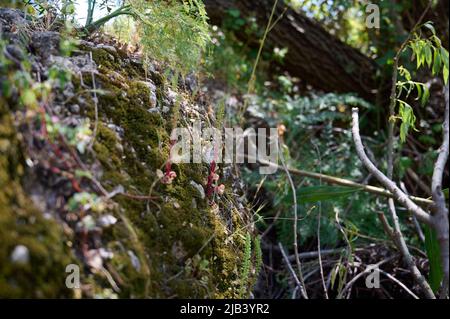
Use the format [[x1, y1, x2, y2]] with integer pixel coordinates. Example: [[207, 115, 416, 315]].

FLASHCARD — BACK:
[[0, 8, 260, 298]]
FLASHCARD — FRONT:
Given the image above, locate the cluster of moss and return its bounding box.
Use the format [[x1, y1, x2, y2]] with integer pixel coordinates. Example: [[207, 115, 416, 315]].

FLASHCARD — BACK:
[[0, 23, 259, 296], [0, 98, 77, 298], [65, 44, 258, 298]]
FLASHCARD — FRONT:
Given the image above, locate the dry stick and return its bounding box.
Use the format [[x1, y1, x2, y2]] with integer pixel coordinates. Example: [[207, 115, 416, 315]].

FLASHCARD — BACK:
[[345, 261, 420, 299], [278, 242, 307, 299], [338, 256, 397, 298], [433, 84, 449, 298], [278, 142, 308, 299], [248, 156, 433, 206], [388, 199, 434, 298], [352, 108, 435, 299], [288, 247, 365, 261], [377, 268, 420, 299], [317, 198, 329, 299]]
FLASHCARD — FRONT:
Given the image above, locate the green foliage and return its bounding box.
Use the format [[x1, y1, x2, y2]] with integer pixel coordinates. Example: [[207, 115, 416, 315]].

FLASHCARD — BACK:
[[297, 186, 363, 204], [67, 192, 105, 213], [395, 99, 418, 143], [243, 91, 387, 248], [46, 116, 93, 154], [253, 235, 263, 278], [239, 232, 252, 297], [394, 22, 450, 142], [424, 225, 444, 293], [409, 22, 449, 84], [90, 0, 211, 75], [206, 10, 287, 93], [129, 0, 210, 76]]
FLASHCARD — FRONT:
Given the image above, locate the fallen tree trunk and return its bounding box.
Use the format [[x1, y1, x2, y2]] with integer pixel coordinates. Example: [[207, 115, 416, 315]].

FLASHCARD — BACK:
[[204, 0, 378, 102]]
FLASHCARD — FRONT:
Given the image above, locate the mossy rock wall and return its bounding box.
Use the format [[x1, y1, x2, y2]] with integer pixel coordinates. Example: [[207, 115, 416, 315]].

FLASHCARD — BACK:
[[0, 12, 259, 298], [0, 99, 76, 298]]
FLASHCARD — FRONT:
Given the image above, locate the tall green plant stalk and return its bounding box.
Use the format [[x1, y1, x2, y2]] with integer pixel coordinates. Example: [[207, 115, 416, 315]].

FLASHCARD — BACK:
[[85, 4, 133, 32], [85, 0, 96, 27]]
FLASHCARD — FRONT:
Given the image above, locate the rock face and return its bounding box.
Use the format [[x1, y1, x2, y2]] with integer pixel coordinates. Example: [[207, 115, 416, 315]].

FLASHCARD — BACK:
[[0, 9, 259, 298]]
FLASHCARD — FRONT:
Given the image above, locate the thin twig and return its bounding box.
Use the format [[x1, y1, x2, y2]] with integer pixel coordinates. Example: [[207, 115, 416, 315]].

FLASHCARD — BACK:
[[312, 142, 328, 299], [278, 141, 308, 299], [248, 155, 433, 206], [384, 0, 435, 299], [288, 247, 365, 262], [278, 242, 307, 299], [377, 268, 419, 299], [338, 256, 397, 298]]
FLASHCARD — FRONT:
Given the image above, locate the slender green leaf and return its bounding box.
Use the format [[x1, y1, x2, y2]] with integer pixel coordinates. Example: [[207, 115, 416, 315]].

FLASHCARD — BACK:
[[424, 225, 444, 293], [432, 48, 441, 75], [422, 21, 436, 35], [425, 44, 433, 68], [421, 86, 430, 107], [297, 186, 362, 203]]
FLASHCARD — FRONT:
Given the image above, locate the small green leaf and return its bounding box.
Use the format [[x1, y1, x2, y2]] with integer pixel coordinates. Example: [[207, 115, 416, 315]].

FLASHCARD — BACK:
[[422, 21, 436, 35], [75, 169, 93, 179], [421, 86, 430, 107], [432, 48, 442, 75], [425, 44, 433, 68], [443, 66, 449, 85], [415, 83, 422, 101], [441, 47, 449, 69]]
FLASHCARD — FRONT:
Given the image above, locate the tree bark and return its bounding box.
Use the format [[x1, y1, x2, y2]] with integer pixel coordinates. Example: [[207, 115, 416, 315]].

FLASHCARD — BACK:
[[204, 0, 378, 101]]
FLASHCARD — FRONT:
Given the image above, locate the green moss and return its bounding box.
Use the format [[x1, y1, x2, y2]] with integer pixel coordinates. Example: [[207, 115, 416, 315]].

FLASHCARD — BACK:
[[0, 99, 77, 298], [82, 47, 258, 298], [0, 43, 257, 298]]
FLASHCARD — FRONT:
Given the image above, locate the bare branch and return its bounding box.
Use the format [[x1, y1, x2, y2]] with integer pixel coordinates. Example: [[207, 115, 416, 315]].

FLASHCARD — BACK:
[[387, 200, 435, 298], [432, 84, 449, 297], [351, 108, 433, 225], [278, 141, 308, 299], [352, 108, 436, 297], [338, 256, 397, 299], [278, 242, 308, 299]]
